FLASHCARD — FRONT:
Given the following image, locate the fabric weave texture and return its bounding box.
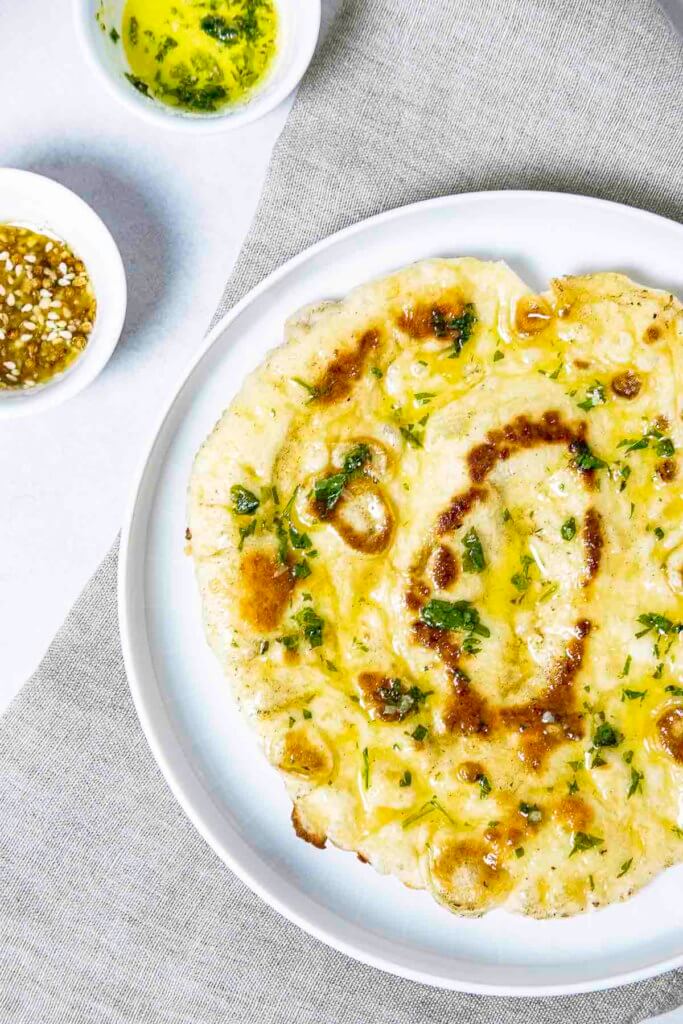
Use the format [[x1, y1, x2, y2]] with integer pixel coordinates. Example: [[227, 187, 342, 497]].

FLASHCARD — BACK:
[[2, 1, 683, 1021]]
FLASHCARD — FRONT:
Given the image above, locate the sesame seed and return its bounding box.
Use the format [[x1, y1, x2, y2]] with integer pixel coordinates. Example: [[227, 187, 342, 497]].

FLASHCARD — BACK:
[[0, 226, 95, 388]]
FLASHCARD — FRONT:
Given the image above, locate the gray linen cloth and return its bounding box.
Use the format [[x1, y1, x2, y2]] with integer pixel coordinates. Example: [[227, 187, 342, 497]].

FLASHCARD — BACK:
[[2, 2, 683, 1021]]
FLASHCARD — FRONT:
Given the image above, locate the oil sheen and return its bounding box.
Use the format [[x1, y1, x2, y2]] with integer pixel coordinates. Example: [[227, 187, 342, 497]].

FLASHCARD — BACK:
[[121, 0, 277, 113]]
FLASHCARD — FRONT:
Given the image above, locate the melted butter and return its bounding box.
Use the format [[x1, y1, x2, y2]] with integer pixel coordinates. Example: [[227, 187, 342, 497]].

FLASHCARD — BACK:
[[121, 0, 277, 113]]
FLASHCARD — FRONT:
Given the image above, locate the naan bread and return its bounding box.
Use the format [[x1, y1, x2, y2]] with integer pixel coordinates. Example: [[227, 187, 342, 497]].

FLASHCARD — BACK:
[[188, 258, 683, 917]]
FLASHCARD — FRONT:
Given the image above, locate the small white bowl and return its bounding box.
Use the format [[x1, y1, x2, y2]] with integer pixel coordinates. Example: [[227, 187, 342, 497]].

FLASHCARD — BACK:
[[74, 0, 321, 133], [0, 168, 127, 420]]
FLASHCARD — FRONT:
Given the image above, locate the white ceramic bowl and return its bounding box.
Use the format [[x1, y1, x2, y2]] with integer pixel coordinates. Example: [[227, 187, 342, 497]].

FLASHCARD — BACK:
[[0, 168, 127, 420], [74, 0, 321, 133]]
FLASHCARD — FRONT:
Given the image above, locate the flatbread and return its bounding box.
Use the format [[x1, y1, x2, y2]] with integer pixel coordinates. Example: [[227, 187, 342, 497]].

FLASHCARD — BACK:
[[188, 258, 683, 917]]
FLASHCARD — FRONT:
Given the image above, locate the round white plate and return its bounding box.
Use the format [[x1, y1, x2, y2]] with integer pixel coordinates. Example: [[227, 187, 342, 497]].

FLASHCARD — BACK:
[[119, 191, 683, 997]]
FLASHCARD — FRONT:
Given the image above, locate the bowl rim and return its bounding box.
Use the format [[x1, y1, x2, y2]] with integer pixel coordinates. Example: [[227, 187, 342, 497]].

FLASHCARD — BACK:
[[72, 0, 322, 134], [0, 167, 127, 419]]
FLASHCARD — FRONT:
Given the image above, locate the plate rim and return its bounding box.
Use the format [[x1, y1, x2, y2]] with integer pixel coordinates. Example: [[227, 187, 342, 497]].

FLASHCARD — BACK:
[[119, 189, 683, 997]]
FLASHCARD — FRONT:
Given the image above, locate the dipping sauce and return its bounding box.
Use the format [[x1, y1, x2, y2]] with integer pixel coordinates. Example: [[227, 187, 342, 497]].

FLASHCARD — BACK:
[[0, 226, 96, 391], [121, 0, 277, 113]]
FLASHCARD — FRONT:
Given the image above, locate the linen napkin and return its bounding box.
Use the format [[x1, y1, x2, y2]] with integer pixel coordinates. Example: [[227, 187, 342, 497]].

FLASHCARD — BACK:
[[3, 2, 683, 1022]]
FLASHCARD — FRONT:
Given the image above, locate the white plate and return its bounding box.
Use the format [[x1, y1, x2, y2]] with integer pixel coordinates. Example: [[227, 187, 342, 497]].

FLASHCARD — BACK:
[[119, 191, 683, 997]]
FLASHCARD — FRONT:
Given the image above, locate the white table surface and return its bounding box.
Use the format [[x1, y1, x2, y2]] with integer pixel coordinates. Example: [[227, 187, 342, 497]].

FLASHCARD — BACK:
[[2, 1, 682, 1018], [1, 0, 295, 711]]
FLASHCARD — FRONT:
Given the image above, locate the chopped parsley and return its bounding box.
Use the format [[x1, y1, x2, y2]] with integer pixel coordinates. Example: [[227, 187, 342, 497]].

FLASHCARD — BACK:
[[411, 724, 428, 742], [292, 376, 323, 400], [200, 13, 240, 43], [238, 519, 256, 551], [656, 437, 675, 458], [231, 484, 260, 515], [376, 678, 432, 720], [561, 517, 577, 541], [432, 303, 477, 357], [414, 392, 435, 406], [515, 846, 525, 858], [511, 554, 534, 592], [572, 440, 607, 471], [593, 722, 622, 748], [399, 770, 412, 788], [343, 443, 371, 475], [155, 36, 178, 62], [627, 766, 644, 798], [293, 606, 324, 648], [420, 599, 490, 653], [569, 831, 604, 857], [399, 423, 424, 448], [654, 526, 666, 540], [462, 528, 486, 573], [401, 795, 454, 829], [362, 747, 370, 789], [618, 436, 649, 454], [371, 366, 383, 379], [274, 517, 289, 564], [277, 633, 299, 651], [125, 72, 149, 96], [618, 465, 631, 491], [478, 774, 492, 799], [518, 801, 542, 823], [619, 655, 632, 678], [313, 472, 347, 513], [622, 688, 647, 703], [302, 708, 312, 720], [665, 684, 683, 697], [636, 613, 682, 638], [617, 858, 633, 878], [289, 523, 312, 550], [617, 426, 675, 459], [577, 381, 606, 412], [313, 443, 371, 513]]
